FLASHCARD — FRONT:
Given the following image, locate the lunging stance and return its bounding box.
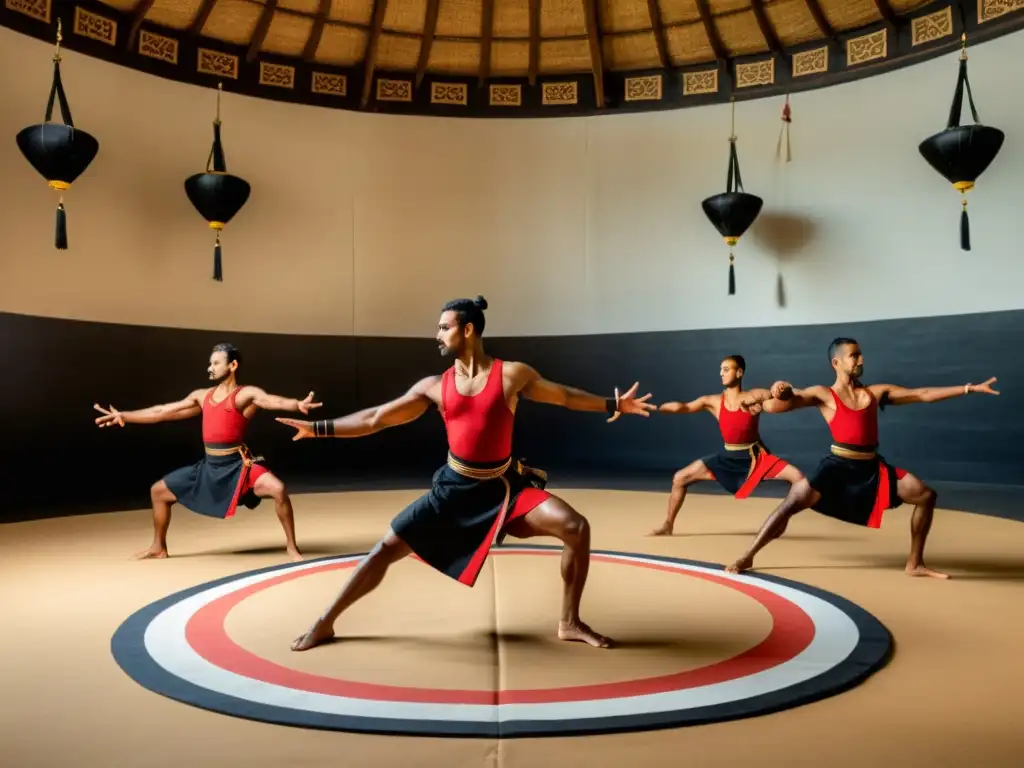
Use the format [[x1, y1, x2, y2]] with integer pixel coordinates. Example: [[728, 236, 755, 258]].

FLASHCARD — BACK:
[[277, 296, 655, 652], [726, 337, 998, 578], [651, 354, 804, 536], [94, 343, 321, 561]]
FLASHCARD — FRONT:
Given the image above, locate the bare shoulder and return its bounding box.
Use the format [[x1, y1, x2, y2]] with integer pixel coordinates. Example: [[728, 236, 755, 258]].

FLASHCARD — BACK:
[[410, 374, 443, 400], [501, 360, 540, 391], [188, 387, 211, 405], [801, 384, 832, 400], [232, 384, 262, 405]]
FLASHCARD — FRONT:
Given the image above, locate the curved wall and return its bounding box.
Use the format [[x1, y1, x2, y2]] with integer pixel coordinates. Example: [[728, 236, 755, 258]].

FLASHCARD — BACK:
[[2, 25, 1022, 520]]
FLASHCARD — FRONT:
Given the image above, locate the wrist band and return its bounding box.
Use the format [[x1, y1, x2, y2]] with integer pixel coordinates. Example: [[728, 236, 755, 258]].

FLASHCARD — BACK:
[[964, 383, 971, 395], [313, 420, 335, 437], [605, 398, 617, 414]]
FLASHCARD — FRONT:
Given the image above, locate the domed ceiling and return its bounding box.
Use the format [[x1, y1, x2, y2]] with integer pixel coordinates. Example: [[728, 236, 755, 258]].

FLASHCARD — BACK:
[[1, 0, 1022, 116]]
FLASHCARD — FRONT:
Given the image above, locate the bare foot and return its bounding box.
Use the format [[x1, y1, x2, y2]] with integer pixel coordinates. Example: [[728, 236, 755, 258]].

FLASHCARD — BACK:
[[558, 621, 614, 648], [725, 555, 753, 574], [287, 547, 304, 563], [905, 564, 950, 579], [131, 547, 168, 560], [649, 524, 674, 536], [291, 621, 335, 651]]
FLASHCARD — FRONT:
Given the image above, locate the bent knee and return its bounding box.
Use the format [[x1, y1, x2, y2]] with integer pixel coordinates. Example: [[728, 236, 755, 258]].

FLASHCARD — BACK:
[[257, 475, 288, 501], [150, 480, 174, 502], [558, 511, 590, 542]]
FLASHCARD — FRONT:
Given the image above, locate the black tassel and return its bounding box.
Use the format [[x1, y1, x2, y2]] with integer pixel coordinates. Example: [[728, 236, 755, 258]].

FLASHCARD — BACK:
[[960, 201, 970, 251], [728, 256, 736, 295], [55, 201, 67, 250], [213, 235, 223, 281]]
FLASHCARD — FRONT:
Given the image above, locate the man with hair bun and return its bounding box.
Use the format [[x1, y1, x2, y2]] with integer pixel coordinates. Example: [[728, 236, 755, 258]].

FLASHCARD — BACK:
[[279, 295, 656, 651], [725, 337, 999, 579], [651, 354, 804, 536]]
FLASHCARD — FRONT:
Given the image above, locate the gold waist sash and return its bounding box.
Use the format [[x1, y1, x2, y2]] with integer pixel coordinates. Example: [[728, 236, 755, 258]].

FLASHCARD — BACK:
[[446, 452, 512, 480], [830, 444, 877, 460], [205, 443, 263, 467]]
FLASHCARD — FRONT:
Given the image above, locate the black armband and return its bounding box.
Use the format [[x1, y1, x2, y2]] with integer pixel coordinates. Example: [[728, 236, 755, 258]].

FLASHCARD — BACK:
[[605, 398, 618, 415], [313, 419, 335, 437]]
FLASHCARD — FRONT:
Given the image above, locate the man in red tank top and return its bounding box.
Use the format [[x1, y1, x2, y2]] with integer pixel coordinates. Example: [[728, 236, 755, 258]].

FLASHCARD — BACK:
[[93, 342, 322, 562], [277, 295, 655, 652], [725, 337, 999, 579], [651, 354, 804, 535]]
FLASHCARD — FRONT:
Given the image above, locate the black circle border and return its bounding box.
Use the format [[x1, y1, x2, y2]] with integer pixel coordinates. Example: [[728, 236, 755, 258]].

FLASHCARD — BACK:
[[110, 544, 893, 739]]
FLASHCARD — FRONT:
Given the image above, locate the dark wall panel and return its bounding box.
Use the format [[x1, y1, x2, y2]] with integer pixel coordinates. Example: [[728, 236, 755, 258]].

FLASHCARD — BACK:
[[1, 309, 1020, 523]]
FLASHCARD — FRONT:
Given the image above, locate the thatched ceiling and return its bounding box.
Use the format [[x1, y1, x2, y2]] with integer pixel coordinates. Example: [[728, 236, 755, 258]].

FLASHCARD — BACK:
[[102, 0, 936, 82]]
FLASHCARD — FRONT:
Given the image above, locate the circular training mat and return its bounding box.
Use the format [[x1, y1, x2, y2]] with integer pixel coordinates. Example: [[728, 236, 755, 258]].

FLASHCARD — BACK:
[[110, 545, 892, 738]]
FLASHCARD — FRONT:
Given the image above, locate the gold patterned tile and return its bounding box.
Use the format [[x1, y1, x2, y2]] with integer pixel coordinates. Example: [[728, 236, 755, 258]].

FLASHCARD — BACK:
[[377, 78, 413, 101], [683, 69, 718, 96], [489, 84, 522, 106], [430, 82, 468, 105], [624, 75, 662, 102], [541, 81, 578, 105], [74, 6, 117, 46], [847, 29, 887, 67], [139, 30, 178, 64], [4, 0, 50, 23], [259, 62, 295, 89], [735, 59, 774, 88], [198, 48, 239, 79], [312, 72, 347, 96], [792, 46, 828, 77]]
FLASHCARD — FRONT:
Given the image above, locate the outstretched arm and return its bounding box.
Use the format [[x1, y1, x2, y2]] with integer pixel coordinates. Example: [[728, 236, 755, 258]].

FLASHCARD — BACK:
[[239, 386, 323, 415], [508, 362, 656, 420], [870, 376, 999, 406], [94, 390, 205, 427], [659, 394, 715, 415], [276, 376, 440, 440]]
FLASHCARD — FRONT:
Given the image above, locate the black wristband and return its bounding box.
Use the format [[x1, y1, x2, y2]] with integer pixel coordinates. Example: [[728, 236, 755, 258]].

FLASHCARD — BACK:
[[314, 420, 333, 437], [324, 420, 335, 437], [605, 398, 618, 414]]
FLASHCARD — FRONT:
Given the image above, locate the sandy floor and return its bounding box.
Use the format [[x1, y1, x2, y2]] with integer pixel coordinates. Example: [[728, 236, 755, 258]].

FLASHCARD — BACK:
[[2, 487, 1022, 767]]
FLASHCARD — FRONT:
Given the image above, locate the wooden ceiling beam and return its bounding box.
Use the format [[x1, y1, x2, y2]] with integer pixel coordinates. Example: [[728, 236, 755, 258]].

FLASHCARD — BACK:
[[750, 0, 784, 58], [478, 0, 494, 86], [582, 0, 605, 107], [528, 0, 540, 86], [246, 0, 278, 63], [302, 0, 331, 61], [187, 0, 218, 36], [803, 0, 841, 52], [872, 0, 900, 30], [124, 0, 156, 51], [360, 0, 389, 108], [645, 0, 671, 69], [694, 0, 727, 63], [415, 0, 441, 87]]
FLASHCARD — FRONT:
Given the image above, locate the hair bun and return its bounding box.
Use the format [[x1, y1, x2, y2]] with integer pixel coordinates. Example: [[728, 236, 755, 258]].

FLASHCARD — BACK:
[[473, 295, 488, 310]]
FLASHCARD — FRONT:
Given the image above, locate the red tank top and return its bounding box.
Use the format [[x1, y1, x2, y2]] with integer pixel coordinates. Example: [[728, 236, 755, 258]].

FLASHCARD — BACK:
[[827, 387, 878, 446], [441, 359, 514, 463], [201, 386, 250, 445], [718, 394, 761, 444]]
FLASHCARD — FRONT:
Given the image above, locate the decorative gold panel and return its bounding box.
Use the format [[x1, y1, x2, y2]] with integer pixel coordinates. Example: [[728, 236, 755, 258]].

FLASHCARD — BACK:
[[846, 29, 887, 66], [792, 46, 828, 77], [5, 0, 50, 23], [431, 82, 468, 105], [139, 30, 178, 64], [259, 62, 295, 89], [735, 59, 774, 88], [312, 72, 347, 96], [489, 84, 522, 106], [74, 6, 116, 46], [197, 48, 239, 79], [376, 78, 413, 101], [683, 69, 718, 96], [542, 81, 578, 105], [979, 0, 1023, 23], [624, 75, 662, 102], [912, 7, 953, 45]]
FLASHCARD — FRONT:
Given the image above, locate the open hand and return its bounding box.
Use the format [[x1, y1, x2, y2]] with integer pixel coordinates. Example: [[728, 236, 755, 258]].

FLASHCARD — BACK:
[[608, 381, 656, 423], [276, 417, 314, 440], [94, 403, 125, 428], [297, 391, 323, 415], [970, 377, 999, 396]]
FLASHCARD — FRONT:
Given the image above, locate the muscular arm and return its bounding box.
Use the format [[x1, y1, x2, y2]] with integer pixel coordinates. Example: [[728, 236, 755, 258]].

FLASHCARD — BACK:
[[510, 363, 615, 413], [311, 376, 440, 438], [240, 386, 306, 412], [869, 382, 977, 406], [659, 395, 714, 415], [119, 390, 204, 424]]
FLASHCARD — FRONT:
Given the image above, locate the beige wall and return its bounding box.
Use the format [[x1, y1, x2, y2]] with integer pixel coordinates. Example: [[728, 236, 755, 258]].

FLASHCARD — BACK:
[[2, 25, 1023, 338]]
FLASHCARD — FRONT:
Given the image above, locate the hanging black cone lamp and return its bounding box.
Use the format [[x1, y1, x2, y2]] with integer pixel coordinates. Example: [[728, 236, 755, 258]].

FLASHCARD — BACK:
[[701, 99, 763, 295], [918, 33, 1004, 251], [15, 19, 100, 250], [184, 83, 251, 281]]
